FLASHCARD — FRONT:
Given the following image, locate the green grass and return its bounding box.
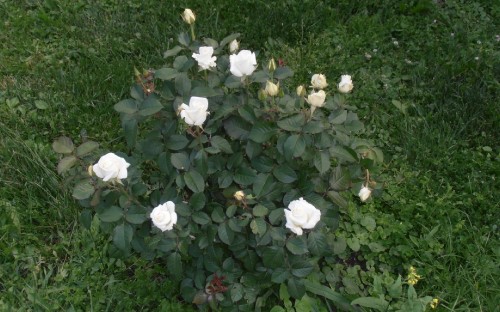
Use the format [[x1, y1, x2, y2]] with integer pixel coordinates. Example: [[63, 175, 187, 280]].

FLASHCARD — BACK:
[[1, 0, 498, 310]]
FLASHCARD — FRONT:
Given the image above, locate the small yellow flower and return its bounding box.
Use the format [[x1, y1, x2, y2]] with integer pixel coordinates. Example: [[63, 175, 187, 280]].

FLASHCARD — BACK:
[[407, 266, 421, 285], [430, 298, 439, 309]]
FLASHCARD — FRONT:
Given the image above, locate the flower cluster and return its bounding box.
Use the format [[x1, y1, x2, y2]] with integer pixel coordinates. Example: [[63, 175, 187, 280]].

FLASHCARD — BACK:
[[407, 266, 422, 285]]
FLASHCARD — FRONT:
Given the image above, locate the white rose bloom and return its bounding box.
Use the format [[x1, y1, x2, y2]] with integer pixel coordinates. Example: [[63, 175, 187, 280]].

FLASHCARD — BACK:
[[229, 39, 239, 53], [265, 80, 279, 96], [150, 201, 177, 232], [179, 96, 209, 127], [358, 186, 372, 202], [311, 74, 328, 89], [92, 153, 130, 182], [192, 46, 217, 70], [182, 8, 195, 25], [229, 50, 257, 77], [306, 90, 326, 108], [338, 75, 354, 93], [285, 198, 321, 235]]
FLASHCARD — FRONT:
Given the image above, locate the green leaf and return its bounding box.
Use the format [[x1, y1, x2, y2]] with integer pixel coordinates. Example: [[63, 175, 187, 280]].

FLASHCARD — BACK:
[[114, 99, 138, 114], [346, 237, 360, 252], [76, 141, 99, 157], [248, 121, 276, 143], [139, 94, 163, 116], [271, 268, 289, 284], [250, 217, 267, 235], [122, 117, 138, 148], [252, 173, 275, 198], [233, 167, 257, 186], [225, 75, 242, 88], [252, 205, 269, 217], [80, 209, 92, 229], [287, 278, 305, 299], [273, 164, 298, 184], [34, 100, 49, 110], [52, 136, 74, 154], [329, 145, 358, 163], [251, 156, 274, 173], [223, 116, 251, 140], [329, 166, 351, 191], [388, 275, 402, 298], [125, 209, 147, 224], [98, 206, 123, 222], [191, 86, 219, 97], [217, 170, 233, 188], [113, 223, 133, 252], [189, 192, 206, 211], [211, 205, 225, 223], [218, 223, 234, 245], [308, 232, 326, 256], [72, 179, 94, 200], [268, 209, 284, 225], [283, 134, 306, 159], [262, 246, 285, 269], [184, 170, 205, 193], [155, 67, 178, 80], [351, 297, 389, 311], [361, 215, 376, 231], [230, 283, 244, 303], [166, 135, 189, 151], [286, 237, 308, 255], [168, 252, 183, 279], [57, 156, 77, 174], [178, 32, 190, 46], [163, 46, 183, 58], [330, 109, 347, 124], [314, 151, 330, 174], [303, 120, 324, 134], [303, 280, 357, 312], [327, 191, 348, 209], [274, 66, 294, 80], [192, 211, 211, 225], [171, 152, 190, 170], [277, 114, 305, 131], [211, 136, 233, 153], [175, 73, 191, 96]]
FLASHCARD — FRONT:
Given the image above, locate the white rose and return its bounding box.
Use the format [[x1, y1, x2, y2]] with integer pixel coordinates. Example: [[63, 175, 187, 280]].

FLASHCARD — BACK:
[[264, 80, 279, 96], [150, 201, 177, 232], [284, 198, 321, 235], [182, 8, 195, 25], [338, 75, 354, 93], [92, 152, 130, 182], [179, 96, 209, 127], [229, 40, 239, 53], [306, 90, 326, 108], [311, 74, 328, 89], [229, 50, 257, 77], [358, 186, 372, 202], [192, 46, 217, 70]]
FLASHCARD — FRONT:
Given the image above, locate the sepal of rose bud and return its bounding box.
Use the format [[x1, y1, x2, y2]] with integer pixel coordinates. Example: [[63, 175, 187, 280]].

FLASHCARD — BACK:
[[258, 89, 268, 101]]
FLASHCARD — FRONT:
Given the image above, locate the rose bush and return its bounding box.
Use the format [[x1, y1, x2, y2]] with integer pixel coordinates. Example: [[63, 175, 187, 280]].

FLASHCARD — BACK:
[[53, 8, 383, 311]]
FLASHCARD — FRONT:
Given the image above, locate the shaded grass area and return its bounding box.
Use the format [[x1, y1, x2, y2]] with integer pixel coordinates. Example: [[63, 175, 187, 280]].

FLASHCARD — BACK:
[[1, 0, 498, 310]]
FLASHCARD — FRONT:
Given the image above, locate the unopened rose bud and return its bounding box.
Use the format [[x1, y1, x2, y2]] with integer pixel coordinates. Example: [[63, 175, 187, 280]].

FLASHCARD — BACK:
[[87, 165, 94, 176], [358, 186, 371, 202], [229, 39, 239, 53], [311, 74, 328, 89], [234, 191, 245, 201], [268, 58, 277, 72], [133, 67, 141, 77], [338, 75, 354, 93], [296, 85, 306, 97], [265, 80, 279, 96], [182, 8, 196, 25]]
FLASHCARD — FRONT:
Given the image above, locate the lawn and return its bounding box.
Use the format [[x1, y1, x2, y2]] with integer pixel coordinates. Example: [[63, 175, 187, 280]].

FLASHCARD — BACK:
[[1, 0, 498, 311]]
